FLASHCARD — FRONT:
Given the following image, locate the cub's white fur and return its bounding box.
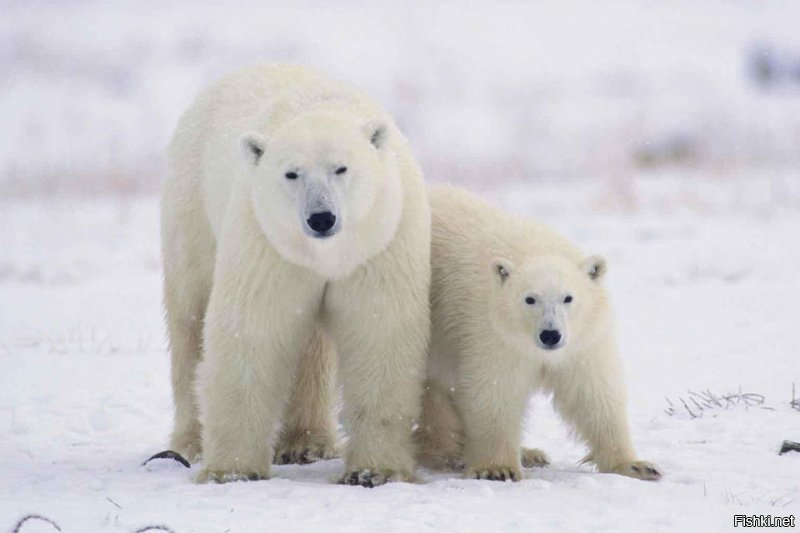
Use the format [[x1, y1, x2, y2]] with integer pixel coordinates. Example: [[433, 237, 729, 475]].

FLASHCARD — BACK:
[[161, 64, 430, 485], [416, 186, 660, 482]]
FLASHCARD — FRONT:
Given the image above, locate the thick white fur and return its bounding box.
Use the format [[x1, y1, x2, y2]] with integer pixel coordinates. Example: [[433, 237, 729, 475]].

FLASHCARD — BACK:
[[161, 64, 430, 485], [416, 185, 660, 482]]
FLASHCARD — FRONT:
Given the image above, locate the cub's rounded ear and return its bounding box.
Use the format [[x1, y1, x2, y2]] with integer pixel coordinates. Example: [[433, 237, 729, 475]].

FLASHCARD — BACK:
[[492, 258, 514, 285], [582, 255, 607, 282], [363, 120, 389, 149], [240, 132, 267, 166]]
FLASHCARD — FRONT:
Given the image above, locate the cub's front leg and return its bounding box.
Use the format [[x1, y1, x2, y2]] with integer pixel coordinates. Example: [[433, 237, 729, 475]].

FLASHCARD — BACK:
[[550, 338, 661, 481], [458, 347, 531, 482], [195, 208, 326, 483]]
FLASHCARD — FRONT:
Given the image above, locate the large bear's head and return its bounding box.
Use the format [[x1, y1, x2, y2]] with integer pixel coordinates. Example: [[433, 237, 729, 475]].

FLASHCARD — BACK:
[[240, 110, 403, 278], [488, 254, 608, 358]]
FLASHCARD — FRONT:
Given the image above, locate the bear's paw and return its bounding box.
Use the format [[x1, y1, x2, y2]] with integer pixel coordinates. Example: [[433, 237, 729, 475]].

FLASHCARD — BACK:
[[612, 460, 662, 481], [465, 465, 522, 482], [520, 447, 550, 468], [169, 429, 203, 464], [274, 431, 338, 465], [339, 468, 415, 488], [195, 468, 269, 484]]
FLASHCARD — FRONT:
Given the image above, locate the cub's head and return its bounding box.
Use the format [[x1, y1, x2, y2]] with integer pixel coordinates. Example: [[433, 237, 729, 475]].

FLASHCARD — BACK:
[[240, 111, 403, 277], [489, 254, 607, 356]]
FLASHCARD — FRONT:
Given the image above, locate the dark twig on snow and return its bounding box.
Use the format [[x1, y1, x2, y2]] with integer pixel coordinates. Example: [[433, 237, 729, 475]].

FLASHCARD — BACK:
[[680, 397, 699, 419], [791, 383, 800, 412], [779, 440, 800, 455], [11, 514, 61, 533], [133, 526, 176, 533], [142, 450, 190, 469]]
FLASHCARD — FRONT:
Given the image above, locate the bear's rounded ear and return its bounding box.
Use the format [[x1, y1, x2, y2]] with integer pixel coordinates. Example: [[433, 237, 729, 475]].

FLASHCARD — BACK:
[[582, 255, 607, 282], [240, 132, 267, 166], [363, 120, 389, 149], [492, 258, 513, 285]]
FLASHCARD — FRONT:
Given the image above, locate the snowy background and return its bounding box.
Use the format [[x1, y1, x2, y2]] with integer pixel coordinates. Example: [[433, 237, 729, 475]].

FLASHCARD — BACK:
[[1, 1, 799, 532]]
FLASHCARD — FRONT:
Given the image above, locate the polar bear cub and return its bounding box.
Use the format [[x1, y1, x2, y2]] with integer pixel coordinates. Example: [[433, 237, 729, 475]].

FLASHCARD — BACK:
[[162, 64, 430, 486], [416, 185, 660, 482]]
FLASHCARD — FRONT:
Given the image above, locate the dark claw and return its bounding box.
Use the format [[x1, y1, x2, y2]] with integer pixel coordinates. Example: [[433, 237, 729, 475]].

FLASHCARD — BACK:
[[631, 465, 641, 473]]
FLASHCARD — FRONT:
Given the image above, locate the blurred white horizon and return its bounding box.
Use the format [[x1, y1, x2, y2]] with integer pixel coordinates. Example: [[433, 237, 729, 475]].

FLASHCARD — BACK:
[[2, 0, 800, 212]]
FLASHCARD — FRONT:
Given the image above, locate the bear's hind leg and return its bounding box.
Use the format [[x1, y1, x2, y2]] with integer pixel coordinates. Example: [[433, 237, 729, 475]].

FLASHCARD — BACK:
[[161, 198, 215, 463], [275, 329, 339, 465], [415, 379, 465, 471]]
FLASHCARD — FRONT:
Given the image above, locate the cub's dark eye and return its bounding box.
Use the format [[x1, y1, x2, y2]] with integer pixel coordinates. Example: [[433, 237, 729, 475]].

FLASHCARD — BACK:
[[525, 296, 536, 305], [285, 171, 298, 180], [564, 295, 573, 303], [335, 166, 347, 175]]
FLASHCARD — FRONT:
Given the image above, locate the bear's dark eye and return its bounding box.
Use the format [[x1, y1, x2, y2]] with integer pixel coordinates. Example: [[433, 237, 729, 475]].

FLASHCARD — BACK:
[[525, 296, 536, 305], [335, 166, 347, 175], [285, 171, 298, 180], [564, 295, 573, 303]]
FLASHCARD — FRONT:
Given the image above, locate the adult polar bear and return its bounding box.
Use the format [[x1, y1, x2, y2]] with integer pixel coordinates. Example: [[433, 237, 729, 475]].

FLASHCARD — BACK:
[[416, 186, 660, 482], [161, 64, 430, 486]]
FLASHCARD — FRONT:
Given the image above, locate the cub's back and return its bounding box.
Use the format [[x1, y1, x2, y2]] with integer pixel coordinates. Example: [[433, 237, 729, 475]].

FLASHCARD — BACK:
[[429, 185, 582, 288]]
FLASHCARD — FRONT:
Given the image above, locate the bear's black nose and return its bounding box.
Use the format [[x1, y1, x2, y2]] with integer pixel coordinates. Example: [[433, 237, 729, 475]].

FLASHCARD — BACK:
[[539, 329, 561, 347], [306, 211, 337, 235]]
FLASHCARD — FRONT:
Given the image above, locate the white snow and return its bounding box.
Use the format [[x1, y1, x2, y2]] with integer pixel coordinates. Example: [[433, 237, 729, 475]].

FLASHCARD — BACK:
[[1, 190, 798, 532], [2, 0, 800, 531]]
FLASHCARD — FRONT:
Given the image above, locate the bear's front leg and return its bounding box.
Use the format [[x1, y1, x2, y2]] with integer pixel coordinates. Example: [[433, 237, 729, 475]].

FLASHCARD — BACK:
[[549, 339, 661, 481], [326, 265, 429, 487], [195, 222, 327, 483], [458, 347, 531, 482]]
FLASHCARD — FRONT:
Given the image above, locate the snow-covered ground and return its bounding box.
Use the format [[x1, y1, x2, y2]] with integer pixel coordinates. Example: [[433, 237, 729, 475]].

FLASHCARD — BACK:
[[2, 0, 800, 531], [1, 184, 798, 532]]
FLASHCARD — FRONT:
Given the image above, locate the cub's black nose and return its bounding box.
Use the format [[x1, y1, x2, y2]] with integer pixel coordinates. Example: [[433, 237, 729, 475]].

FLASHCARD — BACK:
[[306, 211, 337, 234], [539, 329, 561, 347]]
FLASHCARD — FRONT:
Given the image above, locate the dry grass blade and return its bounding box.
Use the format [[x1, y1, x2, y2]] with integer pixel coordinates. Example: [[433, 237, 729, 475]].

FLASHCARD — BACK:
[[665, 388, 772, 418]]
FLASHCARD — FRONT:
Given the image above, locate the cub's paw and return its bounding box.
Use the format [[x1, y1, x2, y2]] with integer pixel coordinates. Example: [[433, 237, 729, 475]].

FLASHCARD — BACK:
[[274, 431, 338, 465], [612, 460, 662, 481], [339, 469, 414, 488], [521, 447, 550, 468], [195, 468, 269, 484], [465, 465, 522, 482]]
